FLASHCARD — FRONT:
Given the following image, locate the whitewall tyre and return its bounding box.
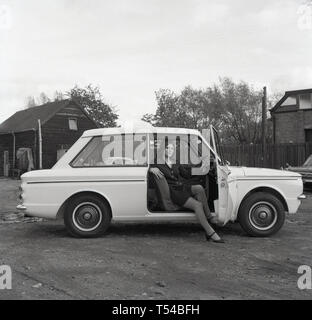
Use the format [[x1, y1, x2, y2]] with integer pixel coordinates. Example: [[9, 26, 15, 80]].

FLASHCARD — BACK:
[[238, 192, 285, 237], [64, 194, 111, 238]]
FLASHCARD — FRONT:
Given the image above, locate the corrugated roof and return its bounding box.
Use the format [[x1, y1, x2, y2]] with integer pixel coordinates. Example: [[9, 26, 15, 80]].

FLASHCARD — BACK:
[[0, 100, 71, 134]]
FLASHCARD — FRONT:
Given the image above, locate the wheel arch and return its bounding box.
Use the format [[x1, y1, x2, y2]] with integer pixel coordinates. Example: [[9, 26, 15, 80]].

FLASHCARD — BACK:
[[56, 191, 113, 220], [238, 186, 288, 214]]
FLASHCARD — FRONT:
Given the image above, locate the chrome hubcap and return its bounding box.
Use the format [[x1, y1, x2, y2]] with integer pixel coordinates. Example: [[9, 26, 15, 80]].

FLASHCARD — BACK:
[[72, 202, 102, 232], [259, 211, 267, 219], [248, 201, 278, 231], [83, 213, 92, 220]]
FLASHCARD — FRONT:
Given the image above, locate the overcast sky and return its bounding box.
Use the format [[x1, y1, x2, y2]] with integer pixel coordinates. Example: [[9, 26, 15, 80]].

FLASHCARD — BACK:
[[1, 0, 312, 125]]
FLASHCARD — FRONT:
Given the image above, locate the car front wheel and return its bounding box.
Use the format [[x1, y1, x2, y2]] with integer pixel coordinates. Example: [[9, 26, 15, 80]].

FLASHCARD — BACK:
[[238, 192, 285, 237], [64, 194, 111, 238]]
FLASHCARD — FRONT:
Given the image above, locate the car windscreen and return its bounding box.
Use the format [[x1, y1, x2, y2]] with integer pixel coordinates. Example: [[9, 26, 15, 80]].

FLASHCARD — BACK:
[[212, 127, 226, 165], [303, 155, 312, 167]]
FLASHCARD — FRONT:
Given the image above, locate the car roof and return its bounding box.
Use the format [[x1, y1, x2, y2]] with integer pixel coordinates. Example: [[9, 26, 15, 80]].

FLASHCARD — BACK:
[[82, 126, 201, 137]]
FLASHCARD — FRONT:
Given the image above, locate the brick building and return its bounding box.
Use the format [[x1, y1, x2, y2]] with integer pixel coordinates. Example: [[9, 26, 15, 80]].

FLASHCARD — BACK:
[[0, 99, 98, 176], [270, 88, 312, 144]]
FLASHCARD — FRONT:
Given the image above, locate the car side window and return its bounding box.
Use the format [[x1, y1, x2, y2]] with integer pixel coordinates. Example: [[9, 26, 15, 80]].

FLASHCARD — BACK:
[[148, 134, 202, 166], [71, 134, 147, 167]]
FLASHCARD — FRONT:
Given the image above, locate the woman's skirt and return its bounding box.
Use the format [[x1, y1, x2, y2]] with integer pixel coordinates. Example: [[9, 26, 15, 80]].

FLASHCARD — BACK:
[[169, 184, 193, 207]]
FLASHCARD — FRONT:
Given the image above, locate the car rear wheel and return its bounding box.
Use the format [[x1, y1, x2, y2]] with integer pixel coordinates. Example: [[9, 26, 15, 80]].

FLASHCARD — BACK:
[[238, 192, 285, 237], [64, 194, 111, 238]]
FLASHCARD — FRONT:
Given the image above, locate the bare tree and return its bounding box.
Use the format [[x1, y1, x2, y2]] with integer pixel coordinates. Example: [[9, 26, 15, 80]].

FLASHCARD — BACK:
[[38, 92, 50, 105], [143, 78, 273, 144], [54, 90, 64, 101], [25, 96, 36, 108], [67, 84, 119, 127]]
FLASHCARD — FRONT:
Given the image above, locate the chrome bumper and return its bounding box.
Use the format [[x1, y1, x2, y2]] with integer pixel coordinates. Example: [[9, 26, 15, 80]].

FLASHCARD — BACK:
[[16, 204, 27, 211], [298, 194, 306, 200]]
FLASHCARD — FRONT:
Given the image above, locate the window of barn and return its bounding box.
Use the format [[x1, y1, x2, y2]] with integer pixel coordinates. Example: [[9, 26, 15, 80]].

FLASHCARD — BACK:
[[299, 93, 312, 109], [281, 95, 297, 107], [68, 118, 78, 131]]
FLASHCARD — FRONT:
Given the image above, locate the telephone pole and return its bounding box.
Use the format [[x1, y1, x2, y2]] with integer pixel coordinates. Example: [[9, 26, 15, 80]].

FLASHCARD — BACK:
[[262, 86, 267, 166]]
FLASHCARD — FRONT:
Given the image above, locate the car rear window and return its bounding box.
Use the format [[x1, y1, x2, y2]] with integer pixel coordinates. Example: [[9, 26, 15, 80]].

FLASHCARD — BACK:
[[71, 134, 147, 167]]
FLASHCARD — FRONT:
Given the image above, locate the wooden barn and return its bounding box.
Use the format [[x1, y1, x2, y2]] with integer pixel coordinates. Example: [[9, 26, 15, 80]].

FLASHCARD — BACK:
[[0, 99, 98, 177]]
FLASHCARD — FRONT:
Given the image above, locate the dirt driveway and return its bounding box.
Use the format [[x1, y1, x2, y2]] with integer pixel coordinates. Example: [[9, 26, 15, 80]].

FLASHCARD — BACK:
[[0, 178, 311, 300]]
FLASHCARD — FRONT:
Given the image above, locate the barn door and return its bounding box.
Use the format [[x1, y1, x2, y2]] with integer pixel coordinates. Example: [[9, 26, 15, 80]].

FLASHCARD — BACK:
[[3, 151, 9, 177]]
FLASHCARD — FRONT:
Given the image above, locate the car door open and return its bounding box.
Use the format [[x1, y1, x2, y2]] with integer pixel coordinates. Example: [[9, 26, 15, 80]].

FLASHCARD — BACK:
[[209, 126, 235, 225]]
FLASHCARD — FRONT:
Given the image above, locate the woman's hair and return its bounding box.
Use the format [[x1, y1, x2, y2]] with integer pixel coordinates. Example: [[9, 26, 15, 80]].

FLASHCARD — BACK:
[[157, 137, 176, 161]]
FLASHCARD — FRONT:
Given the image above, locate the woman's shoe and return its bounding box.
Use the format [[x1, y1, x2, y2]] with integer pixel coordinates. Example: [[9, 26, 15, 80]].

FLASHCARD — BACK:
[[207, 215, 218, 225], [207, 217, 216, 224], [205, 232, 225, 243]]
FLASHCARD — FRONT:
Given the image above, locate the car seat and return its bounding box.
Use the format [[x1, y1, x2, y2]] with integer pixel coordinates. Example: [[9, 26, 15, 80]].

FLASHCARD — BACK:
[[148, 173, 180, 211]]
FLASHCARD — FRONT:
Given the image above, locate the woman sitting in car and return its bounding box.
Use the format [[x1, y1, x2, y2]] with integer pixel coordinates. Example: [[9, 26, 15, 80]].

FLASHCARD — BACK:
[[149, 139, 224, 243]]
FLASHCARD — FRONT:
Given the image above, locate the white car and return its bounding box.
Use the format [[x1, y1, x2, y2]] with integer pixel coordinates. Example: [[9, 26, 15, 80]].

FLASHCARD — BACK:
[[17, 125, 305, 238]]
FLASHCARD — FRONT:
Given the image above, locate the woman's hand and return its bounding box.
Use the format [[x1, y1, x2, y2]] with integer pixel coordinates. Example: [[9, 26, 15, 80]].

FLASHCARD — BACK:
[[150, 167, 164, 179]]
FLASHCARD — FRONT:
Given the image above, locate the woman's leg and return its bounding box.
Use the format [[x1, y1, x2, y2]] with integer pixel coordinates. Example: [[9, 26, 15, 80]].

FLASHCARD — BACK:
[[183, 197, 221, 241], [191, 185, 213, 220]]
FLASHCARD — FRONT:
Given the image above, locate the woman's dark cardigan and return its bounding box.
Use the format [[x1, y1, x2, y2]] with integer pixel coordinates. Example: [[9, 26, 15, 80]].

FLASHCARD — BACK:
[[150, 163, 194, 207]]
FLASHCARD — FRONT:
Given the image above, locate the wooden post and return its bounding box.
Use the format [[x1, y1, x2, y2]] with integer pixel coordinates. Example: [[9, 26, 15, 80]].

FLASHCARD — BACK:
[[38, 119, 43, 169], [34, 129, 37, 169], [12, 132, 16, 170], [262, 86, 267, 166]]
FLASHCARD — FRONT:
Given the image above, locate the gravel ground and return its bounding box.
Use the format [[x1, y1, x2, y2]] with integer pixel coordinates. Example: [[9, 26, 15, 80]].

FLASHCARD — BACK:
[[0, 178, 311, 300]]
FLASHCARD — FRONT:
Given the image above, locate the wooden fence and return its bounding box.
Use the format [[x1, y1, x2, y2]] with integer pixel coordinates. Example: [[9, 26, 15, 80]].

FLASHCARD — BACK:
[[220, 143, 312, 169]]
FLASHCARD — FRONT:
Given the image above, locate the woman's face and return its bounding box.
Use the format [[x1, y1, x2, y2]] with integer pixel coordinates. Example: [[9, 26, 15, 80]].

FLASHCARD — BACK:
[[165, 143, 175, 159]]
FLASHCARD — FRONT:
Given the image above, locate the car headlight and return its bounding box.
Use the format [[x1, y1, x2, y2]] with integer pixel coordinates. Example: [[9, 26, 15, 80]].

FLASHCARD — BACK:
[[18, 186, 24, 204]]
